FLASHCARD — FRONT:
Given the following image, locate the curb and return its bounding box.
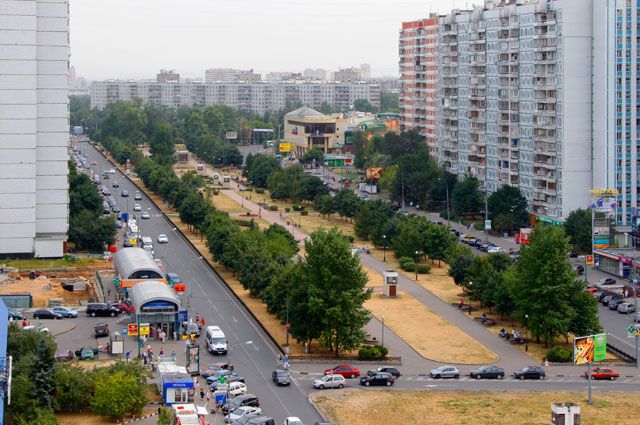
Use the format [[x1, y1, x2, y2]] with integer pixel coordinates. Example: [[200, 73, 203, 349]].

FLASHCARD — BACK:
[[307, 395, 331, 423], [52, 322, 77, 337], [118, 412, 159, 425]]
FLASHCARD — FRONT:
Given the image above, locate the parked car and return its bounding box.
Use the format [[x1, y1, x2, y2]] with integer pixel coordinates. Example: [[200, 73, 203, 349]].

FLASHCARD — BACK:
[[121, 190, 129, 197], [617, 302, 636, 314], [470, 366, 505, 379], [221, 394, 260, 415], [213, 381, 247, 397], [75, 347, 99, 360], [227, 406, 263, 423], [141, 211, 150, 219], [487, 246, 503, 254], [324, 364, 360, 379], [109, 302, 130, 313], [166, 272, 182, 286], [602, 294, 623, 306], [134, 192, 142, 200], [86, 303, 121, 317], [246, 417, 275, 425], [157, 234, 168, 244], [94, 323, 109, 338], [584, 367, 619, 380], [55, 350, 75, 361], [272, 369, 291, 386], [313, 374, 346, 389], [360, 372, 394, 386], [373, 366, 401, 378], [512, 366, 545, 380], [8, 308, 23, 320], [115, 220, 122, 229], [33, 308, 62, 320], [51, 306, 78, 318], [284, 418, 304, 425], [597, 277, 617, 287], [430, 365, 460, 379], [608, 298, 625, 310]]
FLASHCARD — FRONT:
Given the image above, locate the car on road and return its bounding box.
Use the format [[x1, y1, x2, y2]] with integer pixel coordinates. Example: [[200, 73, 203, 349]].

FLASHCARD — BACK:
[[470, 366, 505, 379], [246, 417, 275, 425], [8, 308, 23, 320], [157, 234, 168, 244], [134, 192, 142, 200], [51, 307, 79, 318], [272, 369, 291, 386], [284, 417, 304, 425], [86, 303, 121, 317], [584, 367, 619, 380], [227, 406, 263, 423], [112, 181, 119, 188], [372, 366, 401, 378], [430, 365, 460, 379], [313, 374, 346, 389], [221, 394, 260, 415], [512, 366, 545, 380], [94, 323, 109, 338], [324, 364, 360, 379], [121, 190, 129, 197], [359, 372, 394, 386], [33, 308, 62, 320], [617, 302, 636, 314], [55, 350, 75, 361], [141, 211, 150, 219], [109, 168, 116, 174], [75, 347, 99, 360], [133, 204, 141, 211], [601, 294, 623, 306], [91, 161, 97, 165]]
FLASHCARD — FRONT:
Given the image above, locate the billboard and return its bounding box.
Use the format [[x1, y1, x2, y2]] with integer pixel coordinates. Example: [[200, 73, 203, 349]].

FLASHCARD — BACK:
[[225, 131, 238, 140], [573, 333, 607, 365], [279, 143, 291, 153]]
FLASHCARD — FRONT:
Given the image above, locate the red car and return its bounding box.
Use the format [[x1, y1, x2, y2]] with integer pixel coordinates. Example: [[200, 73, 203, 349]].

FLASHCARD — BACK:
[[584, 367, 619, 380], [110, 302, 130, 313], [324, 364, 360, 379], [55, 350, 75, 361]]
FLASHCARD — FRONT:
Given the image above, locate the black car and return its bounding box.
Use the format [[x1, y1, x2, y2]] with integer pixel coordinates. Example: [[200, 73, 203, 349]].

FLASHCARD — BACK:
[[512, 366, 545, 380], [33, 309, 62, 320], [222, 394, 260, 415], [608, 298, 625, 310], [86, 303, 121, 317], [470, 366, 505, 379], [372, 367, 401, 378], [360, 372, 394, 386], [94, 323, 109, 338], [272, 369, 291, 386], [602, 294, 623, 306], [121, 190, 129, 197]]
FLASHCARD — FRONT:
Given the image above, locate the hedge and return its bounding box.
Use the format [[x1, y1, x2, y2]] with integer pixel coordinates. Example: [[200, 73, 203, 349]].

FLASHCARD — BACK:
[[358, 345, 389, 360], [546, 346, 572, 363], [416, 264, 431, 274]]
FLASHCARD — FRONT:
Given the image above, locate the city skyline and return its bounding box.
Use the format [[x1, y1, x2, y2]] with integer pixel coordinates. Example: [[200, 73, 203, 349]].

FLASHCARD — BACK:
[[69, 0, 478, 80]]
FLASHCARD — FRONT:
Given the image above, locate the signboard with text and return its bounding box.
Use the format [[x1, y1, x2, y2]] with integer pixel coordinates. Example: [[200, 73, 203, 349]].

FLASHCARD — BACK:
[[279, 143, 291, 153], [127, 323, 138, 336], [225, 131, 238, 140], [627, 324, 640, 338], [573, 333, 607, 365], [139, 323, 150, 336]]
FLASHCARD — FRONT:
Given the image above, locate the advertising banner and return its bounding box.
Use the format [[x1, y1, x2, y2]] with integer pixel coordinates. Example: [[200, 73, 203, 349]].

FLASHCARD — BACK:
[[225, 131, 238, 140], [279, 143, 291, 153], [127, 323, 138, 336], [573, 333, 607, 365], [139, 323, 150, 336]]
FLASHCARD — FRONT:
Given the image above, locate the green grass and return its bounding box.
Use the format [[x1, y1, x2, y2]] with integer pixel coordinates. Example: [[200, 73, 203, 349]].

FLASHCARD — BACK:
[[2, 256, 99, 270]]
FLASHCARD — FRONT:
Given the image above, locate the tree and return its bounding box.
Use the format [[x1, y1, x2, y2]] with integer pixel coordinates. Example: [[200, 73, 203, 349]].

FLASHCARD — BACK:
[[353, 98, 378, 113], [30, 337, 56, 410], [314, 195, 336, 219], [296, 175, 327, 202], [391, 219, 423, 260], [157, 407, 176, 425], [69, 166, 103, 216], [334, 189, 361, 221], [149, 122, 175, 159], [54, 365, 95, 412], [300, 148, 324, 165], [567, 280, 602, 336], [68, 211, 116, 251], [245, 154, 280, 187], [564, 208, 592, 253], [487, 185, 529, 233], [446, 244, 475, 286], [423, 224, 455, 266], [380, 91, 399, 112], [92, 370, 147, 420], [354, 202, 376, 240], [264, 223, 298, 253], [451, 174, 483, 217], [101, 101, 146, 143]]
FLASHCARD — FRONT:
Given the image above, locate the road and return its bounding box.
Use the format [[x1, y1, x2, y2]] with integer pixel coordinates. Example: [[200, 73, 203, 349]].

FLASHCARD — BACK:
[[78, 140, 324, 424]]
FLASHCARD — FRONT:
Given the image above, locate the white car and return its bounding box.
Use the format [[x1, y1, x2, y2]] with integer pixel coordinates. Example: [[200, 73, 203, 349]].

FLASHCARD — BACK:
[[133, 204, 141, 211], [487, 246, 503, 254], [313, 374, 345, 389], [284, 417, 304, 425], [227, 406, 262, 422], [430, 365, 460, 379], [109, 168, 116, 174], [214, 381, 247, 397], [141, 211, 150, 219], [157, 234, 168, 244]]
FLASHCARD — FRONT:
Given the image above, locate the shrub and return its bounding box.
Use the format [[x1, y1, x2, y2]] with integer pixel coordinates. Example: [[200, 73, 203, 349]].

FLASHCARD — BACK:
[[244, 187, 253, 192], [398, 257, 414, 268], [293, 204, 305, 212], [269, 205, 278, 211], [255, 188, 265, 194], [400, 261, 416, 272], [546, 346, 572, 363], [284, 207, 291, 213], [358, 345, 389, 360], [416, 264, 431, 274], [301, 210, 309, 216], [346, 235, 355, 243], [212, 189, 220, 195]]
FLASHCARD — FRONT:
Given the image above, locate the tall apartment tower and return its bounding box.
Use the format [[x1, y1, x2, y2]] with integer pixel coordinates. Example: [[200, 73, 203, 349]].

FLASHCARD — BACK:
[[0, 0, 70, 257], [399, 16, 439, 155], [435, 0, 593, 221], [592, 0, 639, 225]]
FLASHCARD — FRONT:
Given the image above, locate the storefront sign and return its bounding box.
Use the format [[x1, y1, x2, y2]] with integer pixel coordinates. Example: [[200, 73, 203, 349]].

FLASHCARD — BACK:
[[139, 323, 150, 336], [127, 323, 138, 336]]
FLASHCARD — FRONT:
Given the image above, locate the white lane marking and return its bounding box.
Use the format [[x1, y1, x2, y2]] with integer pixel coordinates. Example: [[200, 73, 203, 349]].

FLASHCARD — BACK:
[[231, 315, 238, 323]]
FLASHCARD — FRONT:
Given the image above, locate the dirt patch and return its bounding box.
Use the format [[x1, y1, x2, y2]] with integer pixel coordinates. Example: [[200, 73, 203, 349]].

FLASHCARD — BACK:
[[312, 389, 640, 425], [0, 272, 103, 308], [57, 406, 158, 425]]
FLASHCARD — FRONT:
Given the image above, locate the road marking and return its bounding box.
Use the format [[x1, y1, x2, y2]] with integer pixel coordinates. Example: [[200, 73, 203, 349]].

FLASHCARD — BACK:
[[231, 315, 238, 323], [212, 305, 219, 313]]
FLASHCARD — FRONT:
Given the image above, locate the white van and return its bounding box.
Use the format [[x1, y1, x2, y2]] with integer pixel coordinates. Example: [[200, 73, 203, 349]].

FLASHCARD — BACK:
[[205, 325, 227, 355], [141, 236, 154, 253]]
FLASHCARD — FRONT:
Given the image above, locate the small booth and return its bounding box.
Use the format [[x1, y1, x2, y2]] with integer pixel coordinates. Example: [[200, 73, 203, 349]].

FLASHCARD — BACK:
[[156, 360, 195, 406], [551, 403, 581, 425], [109, 331, 124, 355], [383, 270, 398, 297]]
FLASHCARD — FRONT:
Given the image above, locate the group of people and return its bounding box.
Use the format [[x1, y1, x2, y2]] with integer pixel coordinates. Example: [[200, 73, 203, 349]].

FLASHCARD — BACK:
[[498, 328, 523, 341]]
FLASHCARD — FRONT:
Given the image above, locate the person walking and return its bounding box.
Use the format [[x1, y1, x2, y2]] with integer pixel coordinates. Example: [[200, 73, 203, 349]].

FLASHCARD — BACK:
[[200, 387, 205, 400], [283, 354, 289, 370], [544, 359, 551, 376], [171, 349, 177, 362]]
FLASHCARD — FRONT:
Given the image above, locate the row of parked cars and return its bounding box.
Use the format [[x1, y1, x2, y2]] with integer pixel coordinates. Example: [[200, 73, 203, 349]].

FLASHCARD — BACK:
[[459, 233, 504, 254], [589, 278, 639, 319]]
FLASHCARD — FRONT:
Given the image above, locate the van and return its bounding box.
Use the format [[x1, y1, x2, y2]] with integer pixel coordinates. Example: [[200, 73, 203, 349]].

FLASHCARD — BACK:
[[196, 163, 204, 171], [222, 176, 231, 189], [205, 325, 227, 355], [141, 236, 153, 250]]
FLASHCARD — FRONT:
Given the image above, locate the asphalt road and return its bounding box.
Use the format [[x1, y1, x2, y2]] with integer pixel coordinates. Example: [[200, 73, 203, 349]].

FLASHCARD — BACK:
[[78, 141, 324, 424]]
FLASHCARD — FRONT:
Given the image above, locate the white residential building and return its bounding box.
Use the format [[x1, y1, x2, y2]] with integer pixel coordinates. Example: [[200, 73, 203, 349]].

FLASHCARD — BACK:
[[0, 0, 69, 257], [90, 81, 381, 114]]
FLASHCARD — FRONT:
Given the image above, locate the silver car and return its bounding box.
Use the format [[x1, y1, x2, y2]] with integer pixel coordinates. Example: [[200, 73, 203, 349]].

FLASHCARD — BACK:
[[313, 374, 345, 389], [617, 302, 636, 314], [430, 365, 460, 379]]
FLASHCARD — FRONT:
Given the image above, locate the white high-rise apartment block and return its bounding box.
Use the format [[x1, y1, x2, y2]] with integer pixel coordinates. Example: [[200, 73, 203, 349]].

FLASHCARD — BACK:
[[90, 81, 381, 114], [0, 0, 69, 257], [435, 0, 593, 221]]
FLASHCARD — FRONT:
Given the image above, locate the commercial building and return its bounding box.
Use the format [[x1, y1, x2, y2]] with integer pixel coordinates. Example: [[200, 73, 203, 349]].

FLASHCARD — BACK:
[[204, 68, 261, 83], [91, 80, 381, 114], [399, 16, 439, 155], [0, 0, 70, 257], [129, 280, 181, 340], [265, 72, 303, 83]]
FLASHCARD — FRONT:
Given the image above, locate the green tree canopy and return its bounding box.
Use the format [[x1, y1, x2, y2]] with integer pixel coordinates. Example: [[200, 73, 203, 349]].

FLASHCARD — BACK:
[[91, 370, 147, 420], [487, 185, 529, 233], [149, 122, 175, 159], [451, 174, 483, 217], [564, 208, 592, 253]]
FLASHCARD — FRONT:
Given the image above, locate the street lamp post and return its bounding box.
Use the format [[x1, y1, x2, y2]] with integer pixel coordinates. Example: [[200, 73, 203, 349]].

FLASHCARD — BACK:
[[225, 340, 253, 423], [524, 314, 529, 352], [381, 315, 385, 348], [382, 235, 387, 262], [467, 281, 473, 315], [415, 251, 419, 281]]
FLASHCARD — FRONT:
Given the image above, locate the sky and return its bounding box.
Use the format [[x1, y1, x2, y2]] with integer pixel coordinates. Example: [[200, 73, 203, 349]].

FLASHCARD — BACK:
[[70, 0, 479, 81]]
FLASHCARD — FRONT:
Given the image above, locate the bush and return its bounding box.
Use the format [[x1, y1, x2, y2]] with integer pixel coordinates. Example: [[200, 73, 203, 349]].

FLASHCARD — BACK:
[[398, 257, 414, 267], [269, 205, 278, 211], [301, 210, 309, 216], [346, 235, 355, 243], [255, 188, 265, 194], [284, 207, 291, 213], [400, 261, 416, 272], [212, 189, 220, 195], [358, 345, 389, 360], [293, 204, 305, 212], [244, 187, 253, 192], [416, 264, 431, 274], [546, 346, 572, 363]]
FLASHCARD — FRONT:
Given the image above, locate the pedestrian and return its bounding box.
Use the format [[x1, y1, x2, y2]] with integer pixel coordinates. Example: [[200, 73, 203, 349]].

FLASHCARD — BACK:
[[125, 351, 131, 363], [206, 391, 211, 405], [544, 359, 551, 375], [142, 351, 148, 365], [276, 353, 282, 365], [171, 350, 176, 362], [195, 313, 200, 324], [200, 388, 205, 400], [200, 317, 205, 328], [159, 347, 164, 358], [22, 319, 27, 327], [283, 354, 289, 370], [458, 298, 464, 309], [107, 287, 111, 298], [160, 330, 166, 343]]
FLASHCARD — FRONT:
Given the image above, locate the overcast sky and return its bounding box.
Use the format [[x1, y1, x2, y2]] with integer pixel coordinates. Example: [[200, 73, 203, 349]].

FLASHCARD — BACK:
[[70, 0, 478, 81]]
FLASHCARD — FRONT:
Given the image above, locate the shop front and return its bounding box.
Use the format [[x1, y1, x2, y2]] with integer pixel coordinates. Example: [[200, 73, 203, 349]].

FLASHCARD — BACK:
[[594, 249, 633, 278], [129, 281, 180, 340]]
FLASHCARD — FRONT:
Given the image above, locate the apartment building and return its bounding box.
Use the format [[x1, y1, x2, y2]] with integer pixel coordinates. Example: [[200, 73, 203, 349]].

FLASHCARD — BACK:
[[399, 16, 439, 155], [333, 67, 363, 82], [156, 69, 179, 83], [592, 0, 640, 225], [91, 81, 381, 114], [204, 68, 261, 83], [426, 0, 592, 222], [0, 0, 70, 257], [303, 68, 330, 82]]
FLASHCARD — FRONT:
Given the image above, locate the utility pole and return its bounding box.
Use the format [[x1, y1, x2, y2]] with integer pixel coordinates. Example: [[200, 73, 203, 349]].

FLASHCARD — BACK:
[[484, 189, 489, 242]]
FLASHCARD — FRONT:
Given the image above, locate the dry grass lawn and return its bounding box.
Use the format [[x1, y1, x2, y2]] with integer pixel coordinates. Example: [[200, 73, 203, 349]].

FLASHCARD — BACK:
[[311, 389, 640, 425], [212, 192, 249, 214]]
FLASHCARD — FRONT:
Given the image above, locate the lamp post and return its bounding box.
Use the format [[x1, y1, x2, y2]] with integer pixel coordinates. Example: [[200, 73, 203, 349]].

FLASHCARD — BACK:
[[381, 315, 385, 348], [633, 284, 638, 368], [524, 314, 529, 352], [415, 251, 419, 281], [467, 281, 473, 315], [225, 340, 253, 423], [382, 235, 387, 262]]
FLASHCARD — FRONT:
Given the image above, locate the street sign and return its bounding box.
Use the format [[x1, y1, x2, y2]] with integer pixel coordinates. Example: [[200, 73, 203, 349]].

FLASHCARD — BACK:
[[484, 220, 492, 230], [139, 323, 150, 336], [127, 323, 138, 336], [627, 324, 640, 338], [217, 375, 228, 384], [586, 255, 594, 265]]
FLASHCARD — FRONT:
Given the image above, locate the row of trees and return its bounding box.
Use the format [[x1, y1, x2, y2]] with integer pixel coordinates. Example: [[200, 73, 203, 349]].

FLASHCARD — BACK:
[[68, 161, 116, 251], [8, 323, 148, 424], [447, 225, 600, 346]]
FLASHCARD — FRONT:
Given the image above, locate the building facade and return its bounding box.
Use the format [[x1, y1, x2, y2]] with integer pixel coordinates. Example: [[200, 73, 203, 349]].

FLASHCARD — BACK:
[[0, 0, 69, 257], [204, 68, 261, 83], [399, 16, 439, 155], [91, 81, 381, 114]]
